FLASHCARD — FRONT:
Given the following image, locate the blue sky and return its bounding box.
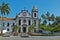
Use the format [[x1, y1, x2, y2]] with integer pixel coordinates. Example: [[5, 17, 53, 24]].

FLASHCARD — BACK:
[[0, 0, 60, 18]]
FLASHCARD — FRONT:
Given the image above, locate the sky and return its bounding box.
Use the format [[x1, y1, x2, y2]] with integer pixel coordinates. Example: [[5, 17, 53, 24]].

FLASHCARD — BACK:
[[0, 0, 60, 18]]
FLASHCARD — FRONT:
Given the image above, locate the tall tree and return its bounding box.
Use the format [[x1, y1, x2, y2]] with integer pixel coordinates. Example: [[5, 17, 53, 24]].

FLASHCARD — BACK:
[[51, 14, 55, 21], [0, 2, 10, 35], [13, 25, 19, 32], [46, 12, 51, 25], [46, 12, 50, 17], [41, 14, 46, 19], [52, 16, 60, 26], [55, 16, 60, 23], [38, 18, 42, 30], [46, 12, 51, 21], [43, 19, 47, 25], [50, 14, 55, 27], [41, 13, 47, 25], [28, 23, 35, 32]]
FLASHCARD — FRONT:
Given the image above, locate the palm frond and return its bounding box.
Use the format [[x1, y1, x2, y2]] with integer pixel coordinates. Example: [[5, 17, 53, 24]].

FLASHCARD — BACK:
[[0, 2, 10, 16]]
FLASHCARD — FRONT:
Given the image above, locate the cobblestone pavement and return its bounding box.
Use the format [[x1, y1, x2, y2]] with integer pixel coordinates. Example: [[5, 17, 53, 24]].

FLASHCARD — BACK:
[[0, 36, 60, 40]]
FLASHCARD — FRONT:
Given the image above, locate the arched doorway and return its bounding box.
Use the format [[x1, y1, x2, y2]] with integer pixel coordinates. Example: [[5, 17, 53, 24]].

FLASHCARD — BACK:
[[22, 24, 27, 33], [23, 27, 26, 33]]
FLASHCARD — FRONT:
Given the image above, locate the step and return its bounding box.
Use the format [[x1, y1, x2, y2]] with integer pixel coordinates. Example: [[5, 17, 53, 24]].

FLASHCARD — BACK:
[[20, 33, 29, 37]]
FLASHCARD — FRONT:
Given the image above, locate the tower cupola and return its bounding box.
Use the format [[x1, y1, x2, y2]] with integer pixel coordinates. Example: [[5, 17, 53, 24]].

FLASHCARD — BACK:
[[32, 5, 38, 18], [32, 5, 38, 12]]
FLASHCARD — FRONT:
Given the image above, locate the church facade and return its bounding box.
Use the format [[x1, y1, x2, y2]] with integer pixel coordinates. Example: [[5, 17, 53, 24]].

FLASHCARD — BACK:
[[0, 5, 39, 33]]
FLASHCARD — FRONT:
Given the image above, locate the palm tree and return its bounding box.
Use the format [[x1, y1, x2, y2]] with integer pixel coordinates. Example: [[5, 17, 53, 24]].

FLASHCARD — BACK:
[[28, 23, 35, 32], [13, 25, 19, 32], [55, 16, 60, 24], [46, 12, 51, 21], [52, 24, 60, 32], [0, 2, 10, 35], [43, 19, 47, 25], [46, 12, 50, 18], [41, 14, 46, 19], [50, 14, 55, 27], [46, 12, 51, 25], [51, 14, 55, 21], [38, 19, 41, 30], [52, 16, 60, 27], [13, 25, 20, 36]]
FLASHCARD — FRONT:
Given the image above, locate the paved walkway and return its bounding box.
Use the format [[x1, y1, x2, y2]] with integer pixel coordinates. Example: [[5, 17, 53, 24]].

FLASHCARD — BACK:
[[0, 36, 60, 40]]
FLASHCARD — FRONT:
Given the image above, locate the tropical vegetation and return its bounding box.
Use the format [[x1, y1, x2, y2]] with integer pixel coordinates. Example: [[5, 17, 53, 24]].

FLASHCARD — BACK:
[[0, 2, 10, 35], [38, 12, 60, 34], [13, 24, 20, 36], [28, 23, 35, 32], [0, 1, 60, 35], [13, 25, 20, 32]]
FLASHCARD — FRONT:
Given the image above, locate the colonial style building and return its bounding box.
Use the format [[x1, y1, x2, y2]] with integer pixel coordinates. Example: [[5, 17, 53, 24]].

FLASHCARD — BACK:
[[0, 5, 39, 33]]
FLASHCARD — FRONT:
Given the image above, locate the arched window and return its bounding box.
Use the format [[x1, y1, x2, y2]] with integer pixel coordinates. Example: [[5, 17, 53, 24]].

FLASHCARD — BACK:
[[19, 20, 21, 25], [34, 13, 36, 17], [28, 20, 31, 25], [12, 23, 14, 26], [7, 23, 9, 26], [7, 28, 9, 31]]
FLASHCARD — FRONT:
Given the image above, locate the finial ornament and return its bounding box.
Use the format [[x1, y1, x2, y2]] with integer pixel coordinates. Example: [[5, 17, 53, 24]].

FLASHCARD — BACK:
[[32, 5, 38, 12], [33, 5, 37, 10]]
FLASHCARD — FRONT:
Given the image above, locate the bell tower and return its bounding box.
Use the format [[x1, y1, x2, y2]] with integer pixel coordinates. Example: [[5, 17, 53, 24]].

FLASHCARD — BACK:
[[32, 5, 38, 18]]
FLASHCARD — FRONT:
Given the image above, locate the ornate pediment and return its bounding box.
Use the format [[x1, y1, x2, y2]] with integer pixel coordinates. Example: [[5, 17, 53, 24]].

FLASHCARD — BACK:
[[18, 10, 31, 18]]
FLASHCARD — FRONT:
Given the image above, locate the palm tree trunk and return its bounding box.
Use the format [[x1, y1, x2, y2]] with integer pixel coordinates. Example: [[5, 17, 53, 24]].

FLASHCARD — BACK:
[[1, 14, 4, 35]]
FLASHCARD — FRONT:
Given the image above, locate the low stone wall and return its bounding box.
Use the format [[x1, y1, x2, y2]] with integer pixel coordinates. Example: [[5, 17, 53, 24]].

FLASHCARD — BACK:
[[28, 32, 60, 36]]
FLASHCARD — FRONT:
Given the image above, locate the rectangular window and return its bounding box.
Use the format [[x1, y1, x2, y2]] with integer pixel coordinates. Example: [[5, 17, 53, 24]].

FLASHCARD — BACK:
[[7, 28, 9, 31], [7, 23, 9, 26], [28, 20, 31, 25], [34, 13, 36, 17], [12, 23, 14, 26], [19, 20, 21, 25]]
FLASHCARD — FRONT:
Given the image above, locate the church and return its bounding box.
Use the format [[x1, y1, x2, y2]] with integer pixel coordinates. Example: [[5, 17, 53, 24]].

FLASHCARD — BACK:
[[0, 5, 39, 33]]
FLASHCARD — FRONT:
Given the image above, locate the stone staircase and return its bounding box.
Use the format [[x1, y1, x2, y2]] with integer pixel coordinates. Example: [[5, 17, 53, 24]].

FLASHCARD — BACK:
[[20, 33, 29, 37]]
